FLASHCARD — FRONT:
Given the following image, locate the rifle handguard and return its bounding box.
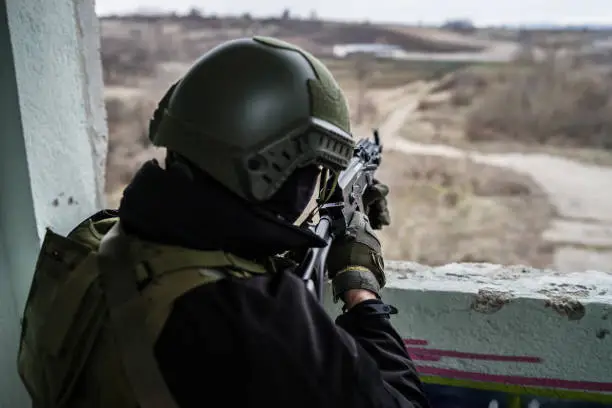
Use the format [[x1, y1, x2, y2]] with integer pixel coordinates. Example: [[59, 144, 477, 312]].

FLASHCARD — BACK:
[[298, 130, 384, 302]]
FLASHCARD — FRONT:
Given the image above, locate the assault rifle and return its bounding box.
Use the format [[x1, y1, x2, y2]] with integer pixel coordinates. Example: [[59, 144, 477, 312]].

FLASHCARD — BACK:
[[298, 129, 383, 301]]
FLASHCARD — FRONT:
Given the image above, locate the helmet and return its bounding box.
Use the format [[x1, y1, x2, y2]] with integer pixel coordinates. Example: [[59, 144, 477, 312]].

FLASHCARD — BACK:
[[149, 36, 355, 203]]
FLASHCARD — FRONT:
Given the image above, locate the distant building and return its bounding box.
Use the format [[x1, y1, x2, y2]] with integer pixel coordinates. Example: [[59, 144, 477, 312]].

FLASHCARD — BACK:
[[441, 19, 476, 34], [332, 43, 406, 59], [590, 36, 612, 51], [576, 36, 612, 64]]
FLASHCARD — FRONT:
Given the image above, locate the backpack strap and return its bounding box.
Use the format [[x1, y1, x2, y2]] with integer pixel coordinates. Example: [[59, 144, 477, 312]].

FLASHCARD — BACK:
[[97, 222, 180, 408], [127, 239, 269, 342], [139, 246, 267, 279], [67, 210, 119, 251]]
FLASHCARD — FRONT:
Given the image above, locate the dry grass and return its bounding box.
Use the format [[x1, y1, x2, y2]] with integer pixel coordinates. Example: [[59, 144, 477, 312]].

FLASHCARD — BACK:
[[103, 58, 557, 268], [104, 93, 161, 194], [404, 60, 612, 165], [466, 60, 612, 149], [377, 151, 554, 267], [415, 59, 612, 151], [101, 18, 562, 268]]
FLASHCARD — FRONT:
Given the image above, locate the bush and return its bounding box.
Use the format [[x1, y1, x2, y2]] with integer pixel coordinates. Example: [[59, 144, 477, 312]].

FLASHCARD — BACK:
[[101, 37, 155, 84], [465, 58, 612, 149]]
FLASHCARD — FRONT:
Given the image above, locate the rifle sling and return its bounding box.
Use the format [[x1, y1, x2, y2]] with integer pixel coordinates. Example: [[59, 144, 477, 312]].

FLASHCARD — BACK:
[[97, 223, 179, 408]]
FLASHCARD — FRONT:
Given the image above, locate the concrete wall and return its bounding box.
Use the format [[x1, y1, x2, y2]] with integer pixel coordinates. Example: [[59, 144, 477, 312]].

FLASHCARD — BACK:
[[324, 262, 612, 407], [0, 0, 106, 406]]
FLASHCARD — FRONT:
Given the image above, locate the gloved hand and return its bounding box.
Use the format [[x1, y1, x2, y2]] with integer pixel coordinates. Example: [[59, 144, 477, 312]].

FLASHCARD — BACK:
[[326, 211, 386, 303], [362, 179, 391, 230]]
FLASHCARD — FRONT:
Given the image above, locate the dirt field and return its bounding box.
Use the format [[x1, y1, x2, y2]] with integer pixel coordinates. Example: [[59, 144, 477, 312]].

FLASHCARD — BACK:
[[101, 16, 612, 273], [373, 68, 612, 273]]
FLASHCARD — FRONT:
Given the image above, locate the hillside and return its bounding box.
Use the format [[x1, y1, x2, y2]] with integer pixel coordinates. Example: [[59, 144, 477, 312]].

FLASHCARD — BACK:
[[100, 15, 612, 273], [100, 15, 486, 58]]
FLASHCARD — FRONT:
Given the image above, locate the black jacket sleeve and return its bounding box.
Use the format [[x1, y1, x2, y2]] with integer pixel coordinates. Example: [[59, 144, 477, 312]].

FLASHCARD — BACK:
[[335, 299, 431, 408], [154, 271, 430, 408]]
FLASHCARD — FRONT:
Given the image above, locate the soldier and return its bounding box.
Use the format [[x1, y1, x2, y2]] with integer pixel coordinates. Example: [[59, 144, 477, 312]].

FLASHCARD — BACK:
[[18, 37, 430, 408]]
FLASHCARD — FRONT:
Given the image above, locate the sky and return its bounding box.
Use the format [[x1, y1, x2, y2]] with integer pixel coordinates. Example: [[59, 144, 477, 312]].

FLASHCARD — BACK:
[[95, 0, 612, 26]]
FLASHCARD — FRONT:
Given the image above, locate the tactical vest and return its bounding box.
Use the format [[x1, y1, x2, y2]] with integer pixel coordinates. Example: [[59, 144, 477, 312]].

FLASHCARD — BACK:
[[17, 211, 268, 408]]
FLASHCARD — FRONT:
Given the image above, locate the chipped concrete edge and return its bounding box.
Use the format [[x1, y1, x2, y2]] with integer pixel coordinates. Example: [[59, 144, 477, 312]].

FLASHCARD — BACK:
[[385, 260, 612, 309], [335, 261, 612, 384]]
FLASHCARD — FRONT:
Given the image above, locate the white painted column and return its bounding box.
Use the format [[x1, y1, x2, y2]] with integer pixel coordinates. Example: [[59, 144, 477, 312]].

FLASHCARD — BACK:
[[0, 0, 107, 405]]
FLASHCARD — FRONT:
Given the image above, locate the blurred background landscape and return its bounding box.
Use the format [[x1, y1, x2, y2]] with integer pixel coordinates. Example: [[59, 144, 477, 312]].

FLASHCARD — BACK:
[[98, 1, 612, 273]]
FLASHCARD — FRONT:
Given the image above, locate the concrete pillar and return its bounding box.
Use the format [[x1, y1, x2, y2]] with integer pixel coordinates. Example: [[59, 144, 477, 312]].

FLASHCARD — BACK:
[[0, 0, 107, 405]]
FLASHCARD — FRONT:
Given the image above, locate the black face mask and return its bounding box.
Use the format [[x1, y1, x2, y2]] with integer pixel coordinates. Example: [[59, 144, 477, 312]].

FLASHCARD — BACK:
[[167, 152, 321, 225], [263, 165, 321, 224]]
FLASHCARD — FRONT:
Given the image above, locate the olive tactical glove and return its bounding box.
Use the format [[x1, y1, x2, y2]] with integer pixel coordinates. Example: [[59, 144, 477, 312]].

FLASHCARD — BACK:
[[326, 211, 386, 302], [362, 179, 390, 230], [326, 180, 391, 302]]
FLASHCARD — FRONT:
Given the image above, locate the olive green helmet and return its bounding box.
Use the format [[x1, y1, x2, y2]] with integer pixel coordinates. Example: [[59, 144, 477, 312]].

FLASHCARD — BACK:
[[150, 36, 355, 202]]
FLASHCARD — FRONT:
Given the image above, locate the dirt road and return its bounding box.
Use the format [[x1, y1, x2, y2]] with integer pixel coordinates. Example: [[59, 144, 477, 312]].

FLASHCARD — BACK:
[[364, 83, 612, 273]]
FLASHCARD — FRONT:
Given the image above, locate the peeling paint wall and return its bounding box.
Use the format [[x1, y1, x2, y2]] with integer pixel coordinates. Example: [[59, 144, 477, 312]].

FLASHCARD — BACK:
[[0, 0, 106, 406], [325, 262, 612, 406]]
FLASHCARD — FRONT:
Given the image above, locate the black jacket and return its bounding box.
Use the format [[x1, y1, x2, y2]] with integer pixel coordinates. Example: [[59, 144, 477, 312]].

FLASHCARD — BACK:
[[154, 270, 430, 408], [119, 161, 430, 408]]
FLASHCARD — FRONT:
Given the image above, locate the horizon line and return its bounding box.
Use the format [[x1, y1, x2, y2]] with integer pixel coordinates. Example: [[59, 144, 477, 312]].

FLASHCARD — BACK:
[[96, 10, 612, 29]]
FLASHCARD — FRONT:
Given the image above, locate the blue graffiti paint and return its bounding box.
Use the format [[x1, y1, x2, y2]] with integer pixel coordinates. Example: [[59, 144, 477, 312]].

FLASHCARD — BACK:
[[423, 384, 610, 407]]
